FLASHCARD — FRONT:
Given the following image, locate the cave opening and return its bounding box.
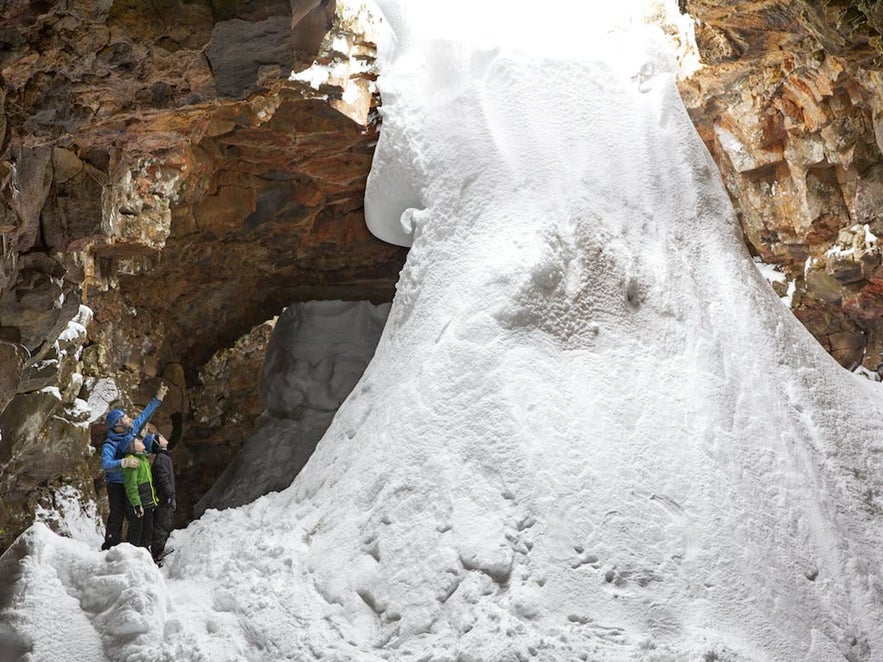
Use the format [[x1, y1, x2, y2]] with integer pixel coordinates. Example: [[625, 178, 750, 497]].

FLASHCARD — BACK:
[[187, 298, 391, 518]]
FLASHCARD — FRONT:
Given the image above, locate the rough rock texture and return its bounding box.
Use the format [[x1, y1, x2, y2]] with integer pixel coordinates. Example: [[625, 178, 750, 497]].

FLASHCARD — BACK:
[[180, 318, 277, 521], [3, 0, 883, 551], [680, 0, 883, 369], [0, 0, 403, 550]]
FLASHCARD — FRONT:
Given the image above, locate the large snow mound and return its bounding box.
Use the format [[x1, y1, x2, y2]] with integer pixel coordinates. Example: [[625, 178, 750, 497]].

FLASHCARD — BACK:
[[2, 1, 883, 661]]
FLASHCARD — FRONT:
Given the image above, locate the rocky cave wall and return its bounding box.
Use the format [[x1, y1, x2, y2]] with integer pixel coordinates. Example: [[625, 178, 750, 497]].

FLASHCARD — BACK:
[[2, 0, 883, 552], [0, 0, 406, 550], [681, 0, 883, 369]]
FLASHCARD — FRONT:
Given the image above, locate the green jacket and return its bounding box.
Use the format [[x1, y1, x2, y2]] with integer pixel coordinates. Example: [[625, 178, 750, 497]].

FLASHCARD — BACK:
[[123, 453, 158, 508]]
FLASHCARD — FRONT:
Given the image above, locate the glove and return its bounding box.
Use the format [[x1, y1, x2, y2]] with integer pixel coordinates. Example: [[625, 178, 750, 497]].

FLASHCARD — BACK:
[[121, 457, 139, 469], [134, 505, 144, 518], [155, 383, 169, 401]]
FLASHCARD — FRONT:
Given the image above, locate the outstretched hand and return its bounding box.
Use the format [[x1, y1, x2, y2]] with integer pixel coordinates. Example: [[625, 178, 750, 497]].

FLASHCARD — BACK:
[[156, 383, 169, 401]]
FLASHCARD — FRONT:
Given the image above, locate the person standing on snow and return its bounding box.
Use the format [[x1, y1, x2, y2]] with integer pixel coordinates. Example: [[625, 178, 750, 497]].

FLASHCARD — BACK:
[[121, 436, 159, 549], [100, 382, 168, 550], [151, 432, 176, 565]]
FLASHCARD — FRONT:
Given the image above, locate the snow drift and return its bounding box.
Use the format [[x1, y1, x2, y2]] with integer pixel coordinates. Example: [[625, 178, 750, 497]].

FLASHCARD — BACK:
[[2, 1, 883, 661]]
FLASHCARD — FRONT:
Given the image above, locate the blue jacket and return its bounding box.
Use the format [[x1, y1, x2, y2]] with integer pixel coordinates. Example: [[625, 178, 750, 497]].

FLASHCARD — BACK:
[[101, 397, 162, 484]]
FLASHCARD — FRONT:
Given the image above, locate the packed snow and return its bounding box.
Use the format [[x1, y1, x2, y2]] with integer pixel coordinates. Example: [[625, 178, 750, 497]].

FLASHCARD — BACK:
[[3, 1, 883, 661]]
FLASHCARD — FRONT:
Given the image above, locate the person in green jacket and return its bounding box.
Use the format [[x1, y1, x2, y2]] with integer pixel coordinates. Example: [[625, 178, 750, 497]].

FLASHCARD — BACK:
[[122, 436, 160, 551]]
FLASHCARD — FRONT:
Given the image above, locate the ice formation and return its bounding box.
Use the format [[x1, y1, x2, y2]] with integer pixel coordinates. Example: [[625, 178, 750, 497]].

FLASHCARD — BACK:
[[2, 1, 883, 661]]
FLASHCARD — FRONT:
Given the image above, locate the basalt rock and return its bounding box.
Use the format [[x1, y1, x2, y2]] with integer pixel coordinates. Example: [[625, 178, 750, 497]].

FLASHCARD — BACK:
[[179, 318, 277, 521], [680, 0, 883, 370]]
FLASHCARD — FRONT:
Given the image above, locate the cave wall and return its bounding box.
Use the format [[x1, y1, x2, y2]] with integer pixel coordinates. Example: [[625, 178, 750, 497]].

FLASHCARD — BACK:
[[0, 0, 405, 550], [2, 0, 883, 551], [680, 0, 883, 369]]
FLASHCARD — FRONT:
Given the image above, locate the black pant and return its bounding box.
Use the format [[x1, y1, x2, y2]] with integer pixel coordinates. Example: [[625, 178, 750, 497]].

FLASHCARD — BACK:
[[101, 483, 128, 550], [152, 504, 173, 560], [125, 504, 155, 549]]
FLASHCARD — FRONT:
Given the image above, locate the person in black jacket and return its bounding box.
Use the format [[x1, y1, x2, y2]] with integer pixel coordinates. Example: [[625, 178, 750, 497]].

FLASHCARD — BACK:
[[151, 432, 176, 565]]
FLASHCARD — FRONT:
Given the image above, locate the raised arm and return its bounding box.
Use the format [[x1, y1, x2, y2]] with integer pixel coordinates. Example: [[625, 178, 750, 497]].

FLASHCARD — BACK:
[[131, 383, 168, 436]]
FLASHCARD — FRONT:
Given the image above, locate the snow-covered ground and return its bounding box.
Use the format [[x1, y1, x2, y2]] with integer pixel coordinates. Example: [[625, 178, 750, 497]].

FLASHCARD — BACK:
[[3, 1, 883, 661]]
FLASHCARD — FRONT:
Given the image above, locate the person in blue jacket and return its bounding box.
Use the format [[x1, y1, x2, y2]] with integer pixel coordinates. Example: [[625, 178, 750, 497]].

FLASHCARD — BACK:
[[100, 382, 168, 550]]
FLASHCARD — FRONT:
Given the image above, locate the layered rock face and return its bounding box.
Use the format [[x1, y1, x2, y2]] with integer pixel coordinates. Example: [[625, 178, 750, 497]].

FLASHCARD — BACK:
[[681, 1, 883, 369], [2, 0, 883, 551], [0, 0, 404, 549]]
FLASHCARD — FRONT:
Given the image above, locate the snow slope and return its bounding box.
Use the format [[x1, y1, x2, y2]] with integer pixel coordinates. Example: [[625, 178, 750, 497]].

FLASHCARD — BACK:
[[2, 1, 883, 661]]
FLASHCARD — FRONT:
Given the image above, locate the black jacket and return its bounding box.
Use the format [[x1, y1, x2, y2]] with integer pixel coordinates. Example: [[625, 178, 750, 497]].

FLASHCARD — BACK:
[[152, 447, 176, 505]]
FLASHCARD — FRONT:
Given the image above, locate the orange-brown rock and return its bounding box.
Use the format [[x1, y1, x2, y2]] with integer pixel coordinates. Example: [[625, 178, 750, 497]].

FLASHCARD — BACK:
[[681, 0, 883, 370]]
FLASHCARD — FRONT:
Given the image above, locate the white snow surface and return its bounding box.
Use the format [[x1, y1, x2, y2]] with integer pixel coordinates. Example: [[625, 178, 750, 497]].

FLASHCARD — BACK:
[[3, 1, 883, 661], [83, 377, 122, 424]]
